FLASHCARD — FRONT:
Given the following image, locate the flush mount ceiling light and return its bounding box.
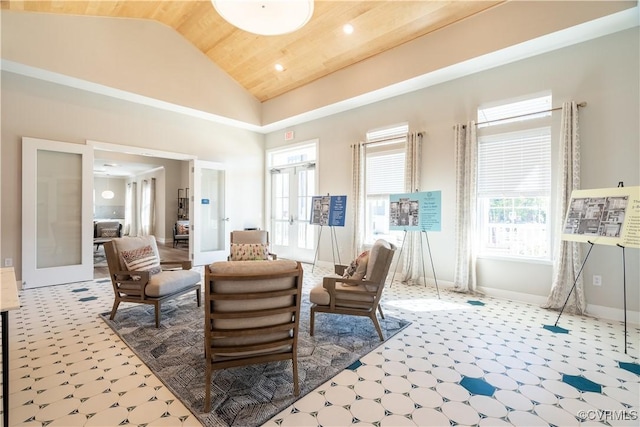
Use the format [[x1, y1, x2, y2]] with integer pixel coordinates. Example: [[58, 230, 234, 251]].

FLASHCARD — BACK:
[[212, 0, 314, 36]]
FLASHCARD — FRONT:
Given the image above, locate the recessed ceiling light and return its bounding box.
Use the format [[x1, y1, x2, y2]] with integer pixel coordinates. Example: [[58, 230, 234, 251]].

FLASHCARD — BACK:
[[343, 24, 354, 35], [275, 63, 285, 72]]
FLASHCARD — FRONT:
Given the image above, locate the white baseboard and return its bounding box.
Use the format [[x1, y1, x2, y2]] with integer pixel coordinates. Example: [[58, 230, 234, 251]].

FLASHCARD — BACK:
[[479, 285, 640, 326], [585, 303, 640, 326]]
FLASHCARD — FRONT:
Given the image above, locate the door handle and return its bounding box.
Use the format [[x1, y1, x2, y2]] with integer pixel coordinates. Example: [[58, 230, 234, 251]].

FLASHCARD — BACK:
[[289, 215, 294, 225]]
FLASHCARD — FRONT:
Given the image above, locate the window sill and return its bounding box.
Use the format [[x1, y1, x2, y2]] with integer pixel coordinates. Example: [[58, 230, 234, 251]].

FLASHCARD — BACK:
[[476, 254, 552, 265]]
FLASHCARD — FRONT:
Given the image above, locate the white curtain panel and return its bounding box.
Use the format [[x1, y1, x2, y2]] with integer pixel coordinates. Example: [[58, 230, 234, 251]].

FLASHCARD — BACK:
[[124, 181, 137, 236], [351, 143, 365, 258], [402, 132, 424, 284], [453, 122, 478, 293], [140, 178, 156, 236], [544, 101, 585, 314]]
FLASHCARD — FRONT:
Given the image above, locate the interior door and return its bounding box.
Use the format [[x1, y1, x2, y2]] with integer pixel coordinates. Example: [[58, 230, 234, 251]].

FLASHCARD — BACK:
[[190, 160, 227, 266], [270, 163, 316, 262], [22, 137, 94, 288]]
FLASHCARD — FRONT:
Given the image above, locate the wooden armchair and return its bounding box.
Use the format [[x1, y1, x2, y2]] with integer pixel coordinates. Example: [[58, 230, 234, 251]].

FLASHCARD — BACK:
[[104, 235, 201, 328], [203, 259, 303, 412], [309, 239, 396, 341]]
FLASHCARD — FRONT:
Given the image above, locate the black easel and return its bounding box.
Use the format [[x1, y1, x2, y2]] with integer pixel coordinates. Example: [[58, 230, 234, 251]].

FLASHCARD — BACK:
[[390, 229, 440, 298], [617, 243, 629, 354], [554, 240, 595, 327], [312, 225, 341, 272]]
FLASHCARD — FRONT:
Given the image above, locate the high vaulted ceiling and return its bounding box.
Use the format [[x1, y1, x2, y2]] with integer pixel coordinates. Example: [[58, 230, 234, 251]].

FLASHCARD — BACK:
[[1, 0, 505, 102]]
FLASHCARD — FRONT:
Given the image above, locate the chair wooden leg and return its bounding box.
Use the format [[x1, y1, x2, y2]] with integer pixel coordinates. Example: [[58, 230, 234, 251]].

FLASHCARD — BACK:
[[196, 288, 201, 307], [370, 313, 384, 341], [109, 298, 120, 320], [292, 354, 299, 396], [155, 301, 161, 328], [377, 304, 385, 319], [309, 306, 316, 337]]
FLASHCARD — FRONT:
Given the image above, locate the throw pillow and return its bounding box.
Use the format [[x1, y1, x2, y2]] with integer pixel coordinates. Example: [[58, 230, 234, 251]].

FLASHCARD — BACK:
[[120, 245, 161, 280], [229, 243, 269, 261], [101, 227, 119, 238], [177, 223, 189, 235], [343, 250, 369, 281]]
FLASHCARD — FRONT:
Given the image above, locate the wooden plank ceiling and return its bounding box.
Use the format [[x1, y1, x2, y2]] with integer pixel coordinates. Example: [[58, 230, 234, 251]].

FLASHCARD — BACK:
[[2, 1, 504, 102]]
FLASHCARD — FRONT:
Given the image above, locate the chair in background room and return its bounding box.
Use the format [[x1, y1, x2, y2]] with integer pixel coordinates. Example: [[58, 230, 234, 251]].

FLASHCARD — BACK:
[[173, 220, 189, 248], [94, 220, 123, 250], [104, 235, 201, 327], [309, 239, 397, 341], [228, 229, 277, 260], [203, 259, 303, 412]]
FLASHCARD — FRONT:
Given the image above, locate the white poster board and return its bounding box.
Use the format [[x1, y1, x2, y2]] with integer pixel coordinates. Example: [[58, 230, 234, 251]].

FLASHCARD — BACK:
[[562, 186, 640, 248]]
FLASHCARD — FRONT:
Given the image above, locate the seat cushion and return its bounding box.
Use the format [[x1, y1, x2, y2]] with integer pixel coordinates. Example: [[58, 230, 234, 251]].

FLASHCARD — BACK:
[[309, 281, 375, 307], [145, 269, 201, 298]]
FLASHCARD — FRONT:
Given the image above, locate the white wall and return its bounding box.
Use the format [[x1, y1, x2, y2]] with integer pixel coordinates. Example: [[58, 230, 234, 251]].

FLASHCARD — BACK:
[[1, 72, 266, 280], [265, 28, 640, 320]]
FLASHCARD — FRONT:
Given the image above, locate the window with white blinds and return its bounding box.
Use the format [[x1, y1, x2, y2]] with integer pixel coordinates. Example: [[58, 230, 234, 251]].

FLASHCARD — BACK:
[[476, 94, 552, 260], [477, 127, 551, 198], [363, 123, 407, 245], [366, 150, 405, 195]]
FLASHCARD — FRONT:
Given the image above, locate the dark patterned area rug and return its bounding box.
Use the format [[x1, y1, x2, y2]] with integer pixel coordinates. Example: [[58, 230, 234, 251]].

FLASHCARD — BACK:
[[100, 290, 410, 427]]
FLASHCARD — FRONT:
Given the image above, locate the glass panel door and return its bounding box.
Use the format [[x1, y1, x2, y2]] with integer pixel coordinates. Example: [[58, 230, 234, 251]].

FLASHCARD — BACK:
[[22, 137, 94, 288], [190, 160, 227, 266], [271, 164, 316, 262]]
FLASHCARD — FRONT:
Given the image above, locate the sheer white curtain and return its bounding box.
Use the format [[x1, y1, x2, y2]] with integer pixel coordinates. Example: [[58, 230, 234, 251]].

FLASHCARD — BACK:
[[453, 122, 478, 293], [351, 143, 365, 257], [544, 101, 585, 314], [401, 132, 424, 284], [124, 181, 137, 236], [140, 178, 156, 236]]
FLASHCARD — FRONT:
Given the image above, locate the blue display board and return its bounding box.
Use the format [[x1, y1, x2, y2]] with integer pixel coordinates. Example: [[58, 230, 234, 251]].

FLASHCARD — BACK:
[[389, 191, 442, 231], [310, 195, 347, 227]]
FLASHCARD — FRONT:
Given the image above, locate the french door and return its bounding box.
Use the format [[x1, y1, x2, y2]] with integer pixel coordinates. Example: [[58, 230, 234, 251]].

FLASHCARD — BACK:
[[270, 163, 316, 262], [22, 137, 94, 288], [190, 160, 228, 266]]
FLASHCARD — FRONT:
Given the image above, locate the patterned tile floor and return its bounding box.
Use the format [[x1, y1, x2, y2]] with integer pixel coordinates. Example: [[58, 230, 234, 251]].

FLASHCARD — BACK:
[[1, 264, 639, 426]]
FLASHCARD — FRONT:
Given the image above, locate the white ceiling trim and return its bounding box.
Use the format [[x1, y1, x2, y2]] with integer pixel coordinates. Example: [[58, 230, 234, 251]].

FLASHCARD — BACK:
[[2, 6, 637, 135]]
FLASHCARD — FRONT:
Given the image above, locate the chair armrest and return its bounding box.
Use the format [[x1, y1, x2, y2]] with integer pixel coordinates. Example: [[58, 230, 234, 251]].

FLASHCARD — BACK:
[[322, 276, 378, 309], [112, 270, 150, 300]]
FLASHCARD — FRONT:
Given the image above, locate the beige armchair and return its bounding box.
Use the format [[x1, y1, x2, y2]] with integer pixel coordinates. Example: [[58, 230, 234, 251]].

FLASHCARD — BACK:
[[228, 229, 277, 260], [203, 259, 303, 412], [309, 239, 396, 341], [104, 235, 201, 328]]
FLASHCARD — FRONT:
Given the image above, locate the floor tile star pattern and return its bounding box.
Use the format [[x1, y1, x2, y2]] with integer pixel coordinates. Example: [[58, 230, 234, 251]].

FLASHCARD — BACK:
[[1, 264, 638, 426]]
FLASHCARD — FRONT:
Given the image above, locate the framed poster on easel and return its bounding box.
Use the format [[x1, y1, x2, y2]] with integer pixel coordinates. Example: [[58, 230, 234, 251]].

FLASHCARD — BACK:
[[310, 195, 347, 270], [551, 185, 639, 353], [388, 190, 442, 297], [561, 186, 640, 248]]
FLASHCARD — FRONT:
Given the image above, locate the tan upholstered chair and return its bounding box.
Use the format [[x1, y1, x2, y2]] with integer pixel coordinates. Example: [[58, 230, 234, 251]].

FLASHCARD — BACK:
[[228, 229, 277, 260], [104, 235, 201, 328], [309, 239, 396, 341], [203, 259, 303, 412]]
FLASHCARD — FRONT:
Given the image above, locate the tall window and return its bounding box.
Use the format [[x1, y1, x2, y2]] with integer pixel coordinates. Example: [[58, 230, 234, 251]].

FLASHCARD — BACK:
[[364, 124, 408, 245], [476, 94, 552, 260]]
